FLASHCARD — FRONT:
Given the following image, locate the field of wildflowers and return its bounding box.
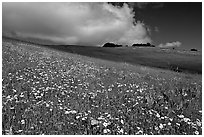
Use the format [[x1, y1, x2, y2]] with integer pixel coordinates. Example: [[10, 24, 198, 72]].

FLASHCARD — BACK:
[[2, 38, 202, 135]]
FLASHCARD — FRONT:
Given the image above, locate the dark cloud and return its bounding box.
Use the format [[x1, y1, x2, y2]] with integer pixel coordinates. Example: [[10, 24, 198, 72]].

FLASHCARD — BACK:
[[108, 2, 164, 10], [128, 2, 164, 9], [154, 26, 159, 32], [2, 2, 152, 46]]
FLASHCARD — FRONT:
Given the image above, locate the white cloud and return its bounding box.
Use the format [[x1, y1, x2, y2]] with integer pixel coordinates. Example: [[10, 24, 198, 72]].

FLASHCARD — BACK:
[[3, 2, 152, 46], [158, 41, 182, 48]]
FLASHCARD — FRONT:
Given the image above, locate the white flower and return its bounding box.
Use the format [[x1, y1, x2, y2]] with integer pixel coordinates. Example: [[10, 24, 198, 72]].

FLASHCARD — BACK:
[[199, 110, 202, 113], [65, 110, 77, 114], [167, 122, 171, 126], [176, 123, 180, 126], [21, 120, 25, 124], [70, 110, 77, 114], [103, 122, 111, 127], [196, 119, 202, 127], [46, 103, 50, 107], [108, 88, 112, 91], [177, 115, 184, 118], [76, 116, 80, 119], [155, 126, 159, 130], [20, 94, 24, 97], [183, 118, 190, 122], [169, 118, 173, 121], [164, 116, 168, 119], [82, 117, 86, 120], [103, 129, 110, 134], [159, 123, 163, 129], [107, 114, 111, 117], [195, 131, 199, 135], [164, 106, 168, 109], [97, 116, 104, 120], [119, 128, 124, 133], [91, 119, 99, 125], [156, 113, 160, 118]]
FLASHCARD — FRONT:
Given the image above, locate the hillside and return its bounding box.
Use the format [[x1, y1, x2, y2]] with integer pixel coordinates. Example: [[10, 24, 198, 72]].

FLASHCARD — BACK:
[[3, 37, 202, 74], [2, 38, 202, 135], [42, 43, 202, 74]]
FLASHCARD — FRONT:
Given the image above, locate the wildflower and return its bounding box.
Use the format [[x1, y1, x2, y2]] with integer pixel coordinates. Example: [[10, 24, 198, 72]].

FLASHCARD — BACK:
[[21, 119, 25, 124], [103, 121, 111, 127], [195, 131, 199, 135], [177, 115, 184, 118], [196, 119, 202, 127], [156, 113, 160, 118], [121, 119, 124, 124], [176, 123, 180, 126], [91, 119, 99, 125], [82, 117, 86, 120], [159, 123, 163, 129], [183, 118, 190, 122], [155, 126, 159, 130], [103, 128, 110, 134], [76, 116, 80, 119], [119, 128, 124, 133], [198, 110, 202, 113]]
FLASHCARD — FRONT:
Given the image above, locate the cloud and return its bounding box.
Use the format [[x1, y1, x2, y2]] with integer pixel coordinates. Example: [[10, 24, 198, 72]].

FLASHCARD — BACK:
[[158, 41, 182, 48], [2, 2, 151, 46]]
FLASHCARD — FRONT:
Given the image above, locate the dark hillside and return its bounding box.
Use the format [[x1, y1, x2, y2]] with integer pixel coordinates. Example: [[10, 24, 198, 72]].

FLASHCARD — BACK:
[[41, 44, 201, 74]]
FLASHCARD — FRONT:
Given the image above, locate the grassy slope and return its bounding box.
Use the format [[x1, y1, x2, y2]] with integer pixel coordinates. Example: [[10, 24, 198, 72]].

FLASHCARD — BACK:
[[2, 38, 202, 135], [41, 44, 202, 74]]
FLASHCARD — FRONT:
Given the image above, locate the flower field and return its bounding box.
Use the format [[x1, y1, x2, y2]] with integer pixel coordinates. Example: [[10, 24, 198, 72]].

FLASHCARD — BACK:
[[2, 38, 202, 135]]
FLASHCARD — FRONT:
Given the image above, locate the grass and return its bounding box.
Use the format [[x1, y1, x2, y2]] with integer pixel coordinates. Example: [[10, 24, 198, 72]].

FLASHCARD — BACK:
[[41, 43, 201, 74], [2, 38, 202, 135]]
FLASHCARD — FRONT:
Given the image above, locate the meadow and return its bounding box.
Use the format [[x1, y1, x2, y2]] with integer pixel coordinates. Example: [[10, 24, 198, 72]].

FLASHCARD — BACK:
[[2, 37, 202, 135], [42, 43, 201, 74]]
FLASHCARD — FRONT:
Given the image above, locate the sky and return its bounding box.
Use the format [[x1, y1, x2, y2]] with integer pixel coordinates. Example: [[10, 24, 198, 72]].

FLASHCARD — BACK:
[[2, 2, 202, 50], [131, 2, 202, 50]]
